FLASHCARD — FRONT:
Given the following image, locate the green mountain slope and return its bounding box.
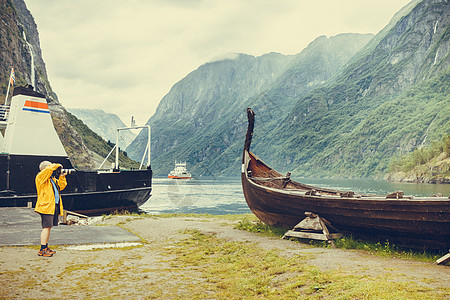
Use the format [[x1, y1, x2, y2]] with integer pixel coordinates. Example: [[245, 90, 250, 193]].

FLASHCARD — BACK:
[[387, 134, 450, 183], [128, 34, 372, 176], [67, 108, 137, 148], [66, 112, 139, 169], [253, 0, 449, 178], [262, 70, 449, 178]]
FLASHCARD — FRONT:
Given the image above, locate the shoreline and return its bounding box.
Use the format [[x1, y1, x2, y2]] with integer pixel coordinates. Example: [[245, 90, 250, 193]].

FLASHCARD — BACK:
[[384, 171, 450, 184], [1, 214, 449, 298]]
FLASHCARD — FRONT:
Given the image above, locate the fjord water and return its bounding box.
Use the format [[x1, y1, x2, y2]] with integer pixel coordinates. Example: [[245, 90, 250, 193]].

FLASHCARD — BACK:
[[140, 177, 450, 215], [140, 177, 251, 215]]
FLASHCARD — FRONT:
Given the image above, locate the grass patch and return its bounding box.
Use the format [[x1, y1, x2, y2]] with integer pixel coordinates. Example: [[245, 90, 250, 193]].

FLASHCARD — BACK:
[[234, 216, 287, 237], [235, 218, 445, 263], [107, 212, 445, 262], [331, 236, 444, 262], [1, 214, 448, 298], [161, 229, 447, 299]]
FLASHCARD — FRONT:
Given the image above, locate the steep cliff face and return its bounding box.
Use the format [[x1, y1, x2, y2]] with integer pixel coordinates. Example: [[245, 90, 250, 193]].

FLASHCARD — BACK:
[[127, 53, 294, 174], [333, 0, 449, 99], [247, 33, 373, 135], [1, 0, 53, 99], [0, 0, 102, 169], [127, 34, 373, 176], [150, 53, 293, 123], [257, 0, 450, 178], [1, 0, 28, 94], [258, 33, 374, 108]]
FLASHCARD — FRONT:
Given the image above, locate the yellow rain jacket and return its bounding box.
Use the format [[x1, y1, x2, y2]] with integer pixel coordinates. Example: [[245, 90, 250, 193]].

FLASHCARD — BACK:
[[34, 163, 66, 215]]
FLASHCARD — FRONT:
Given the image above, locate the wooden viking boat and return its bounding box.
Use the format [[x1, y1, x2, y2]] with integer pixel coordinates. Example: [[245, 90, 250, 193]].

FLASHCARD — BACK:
[[241, 108, 450, 249]]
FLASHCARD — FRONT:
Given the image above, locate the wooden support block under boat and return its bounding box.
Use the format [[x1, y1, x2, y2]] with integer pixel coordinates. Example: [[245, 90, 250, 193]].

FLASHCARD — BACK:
[[294, 212, 322, 231], [283, 212, 342, 247], [283, 231, 342, 241]]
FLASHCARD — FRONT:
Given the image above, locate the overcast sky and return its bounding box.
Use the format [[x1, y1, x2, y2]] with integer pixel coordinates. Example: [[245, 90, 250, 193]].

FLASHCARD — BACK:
[[25, 0, 412, 125]]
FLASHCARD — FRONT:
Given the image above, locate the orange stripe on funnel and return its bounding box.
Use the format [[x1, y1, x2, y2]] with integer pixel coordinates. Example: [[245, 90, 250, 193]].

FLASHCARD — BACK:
[[24, 100, 48, 110]]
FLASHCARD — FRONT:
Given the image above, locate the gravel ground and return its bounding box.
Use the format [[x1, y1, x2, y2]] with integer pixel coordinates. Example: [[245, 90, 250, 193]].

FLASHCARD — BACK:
[[0, 215, 449, 298]]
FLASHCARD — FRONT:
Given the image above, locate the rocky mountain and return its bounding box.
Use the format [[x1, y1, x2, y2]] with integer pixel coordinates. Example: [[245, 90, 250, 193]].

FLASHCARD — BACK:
[[67, 108, 136, 148], [1, 0, 53, 98], [125, 52, 292, 173], [386, 134, 450, 183], [255, 0, 450, 178], [127, 33, 373, 176], [1, 0, 135, 169], [128, 0, 449, 179]]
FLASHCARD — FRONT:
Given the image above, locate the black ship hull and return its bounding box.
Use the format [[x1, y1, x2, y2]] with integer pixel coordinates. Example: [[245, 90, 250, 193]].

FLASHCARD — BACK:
[[0, 154, 152, 215]]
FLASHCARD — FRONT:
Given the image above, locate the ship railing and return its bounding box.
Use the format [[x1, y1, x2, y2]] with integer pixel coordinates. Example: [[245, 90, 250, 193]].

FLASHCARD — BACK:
[[0, 105, 10, 120], [0, 105, 10, 127], [98, 124, 151, 171]]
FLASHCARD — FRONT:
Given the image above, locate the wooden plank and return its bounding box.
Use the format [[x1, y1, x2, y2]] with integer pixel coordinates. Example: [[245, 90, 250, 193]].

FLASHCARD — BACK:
[[284, 231, 341, 240], [436, 253, 450, 265], [64, 210, 89, 219], [319, 217, 335, 247], [283, 231, 329, 241], [319, 218, 332, 237]]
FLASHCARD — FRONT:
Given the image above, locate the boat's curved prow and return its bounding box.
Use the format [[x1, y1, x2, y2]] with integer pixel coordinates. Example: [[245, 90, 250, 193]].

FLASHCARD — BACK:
[[243, 108, 255, 158]]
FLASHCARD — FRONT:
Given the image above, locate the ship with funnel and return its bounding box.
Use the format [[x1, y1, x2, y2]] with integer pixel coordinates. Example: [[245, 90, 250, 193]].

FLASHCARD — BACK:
[[0, 73, 152, 215]]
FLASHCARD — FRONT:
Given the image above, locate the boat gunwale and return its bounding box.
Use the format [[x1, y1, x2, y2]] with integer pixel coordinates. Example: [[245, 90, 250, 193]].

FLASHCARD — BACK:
[[244, 148, 449, 203], [243, 152, 450, 227]]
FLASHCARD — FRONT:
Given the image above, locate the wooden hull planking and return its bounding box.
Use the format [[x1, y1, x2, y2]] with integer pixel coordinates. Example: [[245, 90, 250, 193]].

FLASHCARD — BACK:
[[241, 108, 450, 249]]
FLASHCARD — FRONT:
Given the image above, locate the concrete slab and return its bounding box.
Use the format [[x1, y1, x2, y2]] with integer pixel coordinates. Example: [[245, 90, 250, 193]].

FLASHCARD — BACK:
[[0, 207, 140, 246]]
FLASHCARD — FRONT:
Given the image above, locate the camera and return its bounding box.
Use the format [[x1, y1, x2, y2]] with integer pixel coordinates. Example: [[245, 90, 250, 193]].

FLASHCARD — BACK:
[[52, 167, 76, 178], [62, 168, 76, 175]]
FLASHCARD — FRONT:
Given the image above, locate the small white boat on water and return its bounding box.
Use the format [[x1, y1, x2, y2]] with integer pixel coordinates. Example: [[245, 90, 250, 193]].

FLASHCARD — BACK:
[[168, 161, 192, 179]]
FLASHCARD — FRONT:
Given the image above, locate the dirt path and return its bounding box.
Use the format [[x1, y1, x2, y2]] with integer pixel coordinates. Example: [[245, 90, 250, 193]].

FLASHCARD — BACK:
[[124, 216, 450, 286], [0, 215, 449, 298]]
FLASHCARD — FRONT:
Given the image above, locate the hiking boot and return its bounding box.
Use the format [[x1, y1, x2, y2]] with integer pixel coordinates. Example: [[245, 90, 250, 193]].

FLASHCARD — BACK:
[[46, 247, 56, 255], [38, 248, 53, 257]]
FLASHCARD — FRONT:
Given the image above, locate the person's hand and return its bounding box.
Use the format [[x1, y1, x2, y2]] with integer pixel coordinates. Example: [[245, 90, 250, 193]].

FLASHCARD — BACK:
[[61, 170, 68, 176]]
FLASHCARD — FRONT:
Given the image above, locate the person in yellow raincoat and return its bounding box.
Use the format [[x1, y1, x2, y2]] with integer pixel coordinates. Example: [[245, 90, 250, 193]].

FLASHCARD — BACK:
[[35, 161, 67, 257]]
